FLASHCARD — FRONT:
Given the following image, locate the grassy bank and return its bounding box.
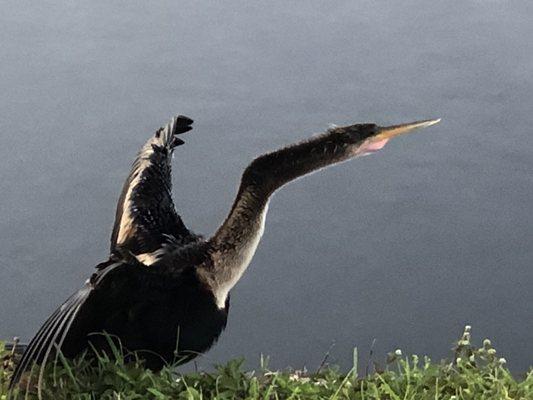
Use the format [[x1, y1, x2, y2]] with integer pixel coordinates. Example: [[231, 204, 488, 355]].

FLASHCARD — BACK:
[[1, 327, 531, 399]]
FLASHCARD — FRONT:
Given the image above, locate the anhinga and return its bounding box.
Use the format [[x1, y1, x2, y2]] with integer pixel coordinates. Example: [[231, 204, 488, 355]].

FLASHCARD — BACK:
[[10, 115, 439, 394]]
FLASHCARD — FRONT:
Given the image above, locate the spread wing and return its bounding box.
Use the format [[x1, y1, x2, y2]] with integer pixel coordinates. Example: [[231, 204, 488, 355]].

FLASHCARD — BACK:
[[9, 250, 200, 397], [110, 115, 200, 263], [9, 253, 198, 397], [9, 261, 126, 397], [10, 116, 202, 396]]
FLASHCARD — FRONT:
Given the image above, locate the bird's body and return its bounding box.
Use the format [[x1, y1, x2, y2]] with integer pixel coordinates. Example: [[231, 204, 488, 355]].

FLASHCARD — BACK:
[[10, 114, 439, 395], [60, 251, 228, 369]]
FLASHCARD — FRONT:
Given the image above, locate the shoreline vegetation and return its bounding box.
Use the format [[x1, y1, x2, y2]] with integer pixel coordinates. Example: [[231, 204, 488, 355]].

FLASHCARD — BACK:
[[1, 326, 531, 399]]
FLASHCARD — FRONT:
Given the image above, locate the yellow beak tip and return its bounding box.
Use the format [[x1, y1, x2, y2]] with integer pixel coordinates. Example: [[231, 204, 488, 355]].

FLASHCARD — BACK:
[[424, 118, 442, 127]]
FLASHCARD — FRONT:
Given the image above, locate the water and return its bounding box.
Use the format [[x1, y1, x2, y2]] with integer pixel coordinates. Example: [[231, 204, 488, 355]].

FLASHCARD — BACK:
[[1, 1, 532, 373]]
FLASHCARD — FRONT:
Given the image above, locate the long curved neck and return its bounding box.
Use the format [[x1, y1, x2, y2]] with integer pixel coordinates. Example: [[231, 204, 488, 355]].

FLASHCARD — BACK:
[[199, 126, 369, 307], [200, 187, 270, 308]]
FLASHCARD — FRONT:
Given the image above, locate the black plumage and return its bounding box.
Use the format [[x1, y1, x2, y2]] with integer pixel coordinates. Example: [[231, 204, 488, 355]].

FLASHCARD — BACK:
[[10, 114, 439, 396]]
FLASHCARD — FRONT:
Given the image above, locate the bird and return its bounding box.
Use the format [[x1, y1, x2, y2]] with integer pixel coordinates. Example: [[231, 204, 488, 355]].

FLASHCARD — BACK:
[[9, 115, 440, 395]]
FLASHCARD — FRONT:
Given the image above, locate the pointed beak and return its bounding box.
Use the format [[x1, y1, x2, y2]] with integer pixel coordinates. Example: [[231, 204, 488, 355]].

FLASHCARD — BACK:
[[373, 118, 441, 141]]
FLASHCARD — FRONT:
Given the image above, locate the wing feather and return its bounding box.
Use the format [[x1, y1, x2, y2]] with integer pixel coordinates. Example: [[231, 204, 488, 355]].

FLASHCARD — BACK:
[[37, 294, 85, 399], [109, 115, 198, 262], [9, 263, 123, 397]]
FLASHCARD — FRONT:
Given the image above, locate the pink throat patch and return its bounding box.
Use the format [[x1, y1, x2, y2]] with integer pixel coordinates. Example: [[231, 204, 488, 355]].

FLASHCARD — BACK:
[[358, 138, 390, 154]]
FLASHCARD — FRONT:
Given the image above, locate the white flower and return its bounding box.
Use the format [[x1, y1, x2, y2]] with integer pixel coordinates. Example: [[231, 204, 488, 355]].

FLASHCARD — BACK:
[[498, 358, 507, 365], [456, 357, 462, 364], [289, 370, 308, 382], [464, 325, 471, 332], [394, 349, 402, 356], [483, 339, 491, 347]]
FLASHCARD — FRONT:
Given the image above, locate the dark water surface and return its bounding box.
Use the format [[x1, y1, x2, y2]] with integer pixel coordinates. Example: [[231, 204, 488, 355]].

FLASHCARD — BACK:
[[1, 1, 532, 372]]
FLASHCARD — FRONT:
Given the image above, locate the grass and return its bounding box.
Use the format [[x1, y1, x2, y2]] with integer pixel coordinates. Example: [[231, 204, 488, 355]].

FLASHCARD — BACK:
[[1, 326, 532, 399]]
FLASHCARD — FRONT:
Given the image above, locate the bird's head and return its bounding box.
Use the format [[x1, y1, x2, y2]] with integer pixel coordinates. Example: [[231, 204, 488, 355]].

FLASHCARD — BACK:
[[339, 118, 441, 157], [240, 117, 441, 195]]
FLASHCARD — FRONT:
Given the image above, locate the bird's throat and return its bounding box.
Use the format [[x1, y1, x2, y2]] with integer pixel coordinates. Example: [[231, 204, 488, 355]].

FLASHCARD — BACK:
[[202, 197, 270, 308], [358, 138, 390, 154]]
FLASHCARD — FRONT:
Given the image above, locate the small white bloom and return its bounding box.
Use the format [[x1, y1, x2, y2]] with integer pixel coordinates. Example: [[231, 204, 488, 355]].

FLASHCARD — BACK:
[[395, 349, 402, 356], [456, 357, 462, 364], [487, 349, 496, 355], [498, 358, 506, 365], [464, 325, 471, 332], [483, 339, 491, 347], [469, 355, 475, 362]]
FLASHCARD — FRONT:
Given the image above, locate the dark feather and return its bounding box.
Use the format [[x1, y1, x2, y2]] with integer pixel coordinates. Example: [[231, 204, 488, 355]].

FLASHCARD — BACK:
[[110, 116, 199, 258]]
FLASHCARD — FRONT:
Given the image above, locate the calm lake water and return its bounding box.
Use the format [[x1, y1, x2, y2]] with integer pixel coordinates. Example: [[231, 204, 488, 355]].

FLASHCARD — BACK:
[[1, 1, 532, 373]]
